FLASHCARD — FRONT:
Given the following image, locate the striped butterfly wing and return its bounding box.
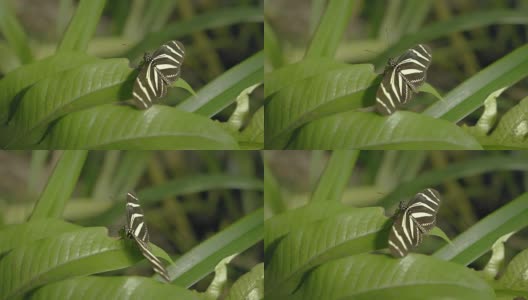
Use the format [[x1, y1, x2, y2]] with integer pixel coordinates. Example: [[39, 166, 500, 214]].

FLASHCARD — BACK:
[[407, 188, 441, 232], [389, 188, 441, 257], [375, 64, 412, 115], [151, 40, 185, 85], [376, 44, 432, 115], [126, 192, 149, 244], [125, 193, 170, 282], [131, 234, 171, 282], [132, 40, 185, 109], [395, 44, 432, 92]]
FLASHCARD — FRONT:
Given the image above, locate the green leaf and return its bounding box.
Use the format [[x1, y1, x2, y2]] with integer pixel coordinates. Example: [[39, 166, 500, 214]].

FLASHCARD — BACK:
[[0, 227, 144, 300], [264, 201, 353, 254], [170, 208, 263, 288], [499, 248, 528, 290], [225, 263, 264, 300], [238, 106, 264, 149], [482, 232, 515, 281], [0, 52, 100, 124], [478, 97, 528, 149], [420, 82, 443, 101], [178, 51, 264, 118], [204, 254, 237, 299], [433, 192, 528, 265], [265, 207, 389, 299], [429, 226, 452, 245], [57, 0, 106, 52], [264, 58, 346, 98], [38, 105, 239, 149], [311, 150, 359, 203], [289, 111, 482, 150], [227, 84, 260, 131], [0, 0, 33, 63], [290, 254, 495, 300], [463, 87, 504, 137], [265, 64, 379, 148], [5, 59, 135, 147], [172, 78, 196, 96], [30, 150, 88, 219], [0, 219, 81, 255], [424, 43, 528, 122], [30, 276, 202, 300]]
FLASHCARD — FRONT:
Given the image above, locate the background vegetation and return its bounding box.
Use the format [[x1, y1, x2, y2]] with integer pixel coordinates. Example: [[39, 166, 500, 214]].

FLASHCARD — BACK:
[[0, 150, 263, 299], [264, 150, 528, 299], [0, 0, 263, 149], [264, 0, 528, 149]]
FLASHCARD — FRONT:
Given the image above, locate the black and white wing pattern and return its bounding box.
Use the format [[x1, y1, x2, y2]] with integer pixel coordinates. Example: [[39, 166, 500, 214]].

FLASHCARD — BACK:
[[132, 40, 185, 109], [376, 44, 432, 115], [125, 192, 170, 282], [388, 188, 441, 257]]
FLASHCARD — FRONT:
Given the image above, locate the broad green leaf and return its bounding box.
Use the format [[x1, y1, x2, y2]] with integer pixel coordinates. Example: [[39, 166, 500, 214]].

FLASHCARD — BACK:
[[499, 248, 528, 290], [378, 155, 528, 209], [264, 58, 346, 97], [264, 201, 353, 254], [290, 254, 495, 300], [0, 219, 81, 255], [0, 227, 144, 300], [0, 52, 100, 124], [225, 263, 264, 300], [178, 51, 264, 118], [170, 208, 263, 288], [433, 192, 528, 265], [38, 105, 239, 149], [289, 111, 482, 150], [265, 64, 379, 148], [265, 207, 389, 299], [0, 0, 33, 63], [5, 59, 134, 147], [30, 150, 88, 219], [30, 276, 201, 300], [57, 0, 106, 52]]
